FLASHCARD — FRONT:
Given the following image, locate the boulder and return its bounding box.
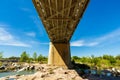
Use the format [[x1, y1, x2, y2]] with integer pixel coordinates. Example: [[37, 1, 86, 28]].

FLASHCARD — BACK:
[[0, 66, 5, 70]]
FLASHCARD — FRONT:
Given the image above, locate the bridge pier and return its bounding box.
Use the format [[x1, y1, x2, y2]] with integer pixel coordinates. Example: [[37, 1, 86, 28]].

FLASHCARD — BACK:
[[48, 42, 71, 68]]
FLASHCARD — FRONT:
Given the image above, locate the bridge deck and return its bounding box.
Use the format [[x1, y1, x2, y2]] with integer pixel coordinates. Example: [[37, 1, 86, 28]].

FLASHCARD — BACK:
[[32, 0, 89, 43]]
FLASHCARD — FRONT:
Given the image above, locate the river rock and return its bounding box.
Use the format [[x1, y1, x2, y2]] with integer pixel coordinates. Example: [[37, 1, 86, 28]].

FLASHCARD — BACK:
[[0, 66, 5, 70], [0, 64, 84, 80]]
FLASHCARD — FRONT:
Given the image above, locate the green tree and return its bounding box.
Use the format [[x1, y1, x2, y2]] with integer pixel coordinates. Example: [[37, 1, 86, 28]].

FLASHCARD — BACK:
[[37, 54, 48, 63], [0, 52, 3, 59], [72, 56, 80, 62], [20, 51, 29, 62], [115, 60, 120, 66], [109, 56, 116, 65], [103, 54, 111, 60], [33, 52, 37, 61], [37, 54, 43, 62], [103, 55, 116, 65], [80, 57, 89, 63], [92, 57, 99, 66], [9, 56, 20, 60], [116, 55, 120, 60], [100, 59, 110, 68], [91, 55, 94, 58], [72, 56, 80, 60]]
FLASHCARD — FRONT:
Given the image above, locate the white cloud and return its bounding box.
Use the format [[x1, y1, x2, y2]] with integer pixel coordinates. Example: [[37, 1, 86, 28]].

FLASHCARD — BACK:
[[0, 28, 13, 41], [71, 28, 120, 47], [96, 28, 120, 42], [26, 32, 36, 37], [0, 27, 30, 47], [29, 41, 49, 45], [71, 40, 84, 47], [20, 7, 32, 12], [0, 41, 30, 47], [86, 42, 99, 46], [70, 40, 99, 47]]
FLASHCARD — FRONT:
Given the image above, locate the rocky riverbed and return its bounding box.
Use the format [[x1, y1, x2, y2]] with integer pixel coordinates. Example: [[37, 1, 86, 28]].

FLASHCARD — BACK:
[[0, 64, 83, 80], [0, 63, 120, 80]]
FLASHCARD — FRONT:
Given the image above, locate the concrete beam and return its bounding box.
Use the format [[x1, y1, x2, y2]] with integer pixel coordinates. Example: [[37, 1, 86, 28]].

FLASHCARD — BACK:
[[48, 42, 71, 68]]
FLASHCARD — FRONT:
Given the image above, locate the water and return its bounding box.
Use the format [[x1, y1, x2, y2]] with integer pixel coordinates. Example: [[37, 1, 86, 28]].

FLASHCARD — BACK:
[[0, 70, 36, 78]]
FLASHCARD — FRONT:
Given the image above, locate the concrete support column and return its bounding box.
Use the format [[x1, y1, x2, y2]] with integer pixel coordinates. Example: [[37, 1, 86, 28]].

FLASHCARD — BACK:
[[48, 42, 71, 68]]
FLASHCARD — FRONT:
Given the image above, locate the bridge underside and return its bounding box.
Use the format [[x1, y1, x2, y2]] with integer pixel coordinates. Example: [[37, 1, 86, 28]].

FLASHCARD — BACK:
[[32, 0, 89, 68]]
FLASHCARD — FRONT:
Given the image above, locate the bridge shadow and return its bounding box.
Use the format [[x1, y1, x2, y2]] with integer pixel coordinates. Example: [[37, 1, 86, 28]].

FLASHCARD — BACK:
[[70, 60, 91, 79], [70, 61, 120, 80], [52, 43, 92, 79]]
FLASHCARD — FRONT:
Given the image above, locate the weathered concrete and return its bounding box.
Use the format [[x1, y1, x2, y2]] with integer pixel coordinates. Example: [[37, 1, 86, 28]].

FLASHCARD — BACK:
[[48, 42, 71, 68]]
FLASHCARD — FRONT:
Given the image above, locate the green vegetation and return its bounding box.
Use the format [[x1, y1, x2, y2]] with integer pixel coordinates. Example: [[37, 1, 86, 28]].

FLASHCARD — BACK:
[[72, 54, 120, 69], [0, 52, 3, 66], [19, 51, 48, 63], [0, 51, 119, 69], [20, 51, 29, 62], [0, 51, 48, 64], [0, 52, 3, 59], [37, 54, 48, 63], [33, 52, 37, 61]]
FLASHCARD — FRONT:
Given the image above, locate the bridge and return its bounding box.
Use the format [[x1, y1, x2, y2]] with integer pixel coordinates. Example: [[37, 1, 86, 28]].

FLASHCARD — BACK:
[[32, 0, 89, 68]]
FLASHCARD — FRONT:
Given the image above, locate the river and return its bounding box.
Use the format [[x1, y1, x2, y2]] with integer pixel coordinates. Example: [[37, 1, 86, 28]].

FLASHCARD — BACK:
[[0, 71, 36, 78]]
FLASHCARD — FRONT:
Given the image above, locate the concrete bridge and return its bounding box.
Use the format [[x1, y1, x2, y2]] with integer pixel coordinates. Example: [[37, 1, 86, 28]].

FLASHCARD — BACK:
[[32, 0, 89, 68]]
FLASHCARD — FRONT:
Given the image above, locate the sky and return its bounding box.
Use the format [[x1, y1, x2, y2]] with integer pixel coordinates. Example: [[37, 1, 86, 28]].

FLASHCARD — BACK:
[[0, 0, 120, 58]]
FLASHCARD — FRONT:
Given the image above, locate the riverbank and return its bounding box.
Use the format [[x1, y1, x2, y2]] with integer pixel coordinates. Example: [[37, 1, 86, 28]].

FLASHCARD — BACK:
[[0, 64, 83, 80], [0, 63, 120, 80]]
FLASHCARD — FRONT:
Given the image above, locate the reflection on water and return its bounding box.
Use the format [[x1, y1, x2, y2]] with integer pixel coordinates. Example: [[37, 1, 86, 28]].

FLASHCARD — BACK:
[[0, 70, 36, 78]]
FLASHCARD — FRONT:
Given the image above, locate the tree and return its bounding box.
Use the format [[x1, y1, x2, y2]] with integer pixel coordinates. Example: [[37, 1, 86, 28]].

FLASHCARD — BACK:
[[37, 54, 43, 62], [103, 55, 116, 65], [9, 56, 20, 60], [109, 56, 116, 65], [71, 56, 81, 62], [33, 52, 37, 61], [72, 56, 80, 60], [103, 54, 111, 60], [116, 55, 120, 60], [99, 59, 110, 68], [0, 52, 3, 59], [37, 54, 48, 63], [91, 55, 94, 59], [20, 51, 29, 62], [92, 57, 99, 66], [8, 56, 20, 62]]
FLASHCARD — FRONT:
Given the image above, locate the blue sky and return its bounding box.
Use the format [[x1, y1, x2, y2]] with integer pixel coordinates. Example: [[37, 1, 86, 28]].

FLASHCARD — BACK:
[[0, 0, 120, 58]]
